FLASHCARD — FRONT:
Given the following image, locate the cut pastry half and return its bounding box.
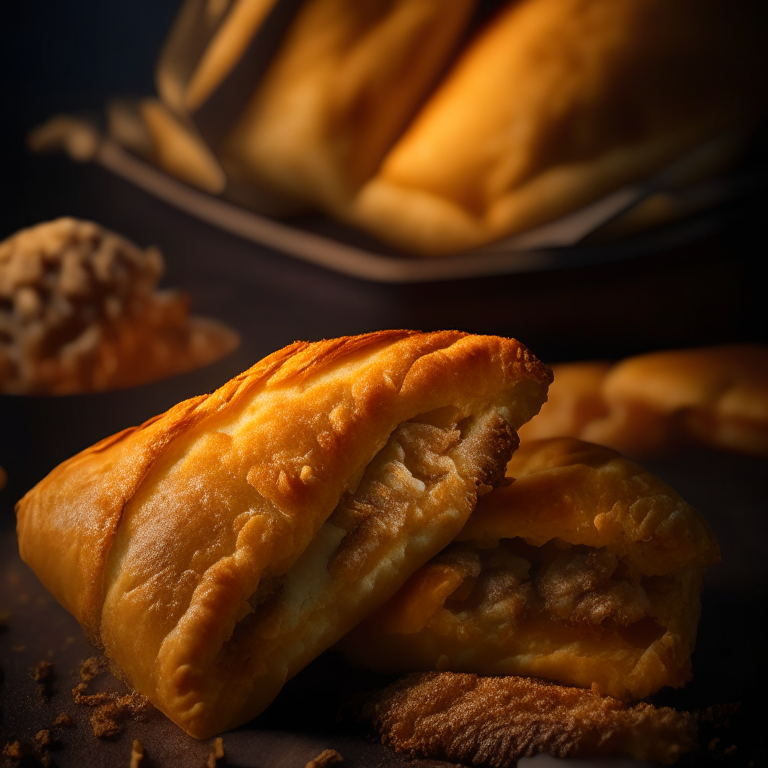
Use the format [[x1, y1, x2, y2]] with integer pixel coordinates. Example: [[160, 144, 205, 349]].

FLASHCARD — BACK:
[[16, 330, 551, 738], [338, 437, 720, 700]]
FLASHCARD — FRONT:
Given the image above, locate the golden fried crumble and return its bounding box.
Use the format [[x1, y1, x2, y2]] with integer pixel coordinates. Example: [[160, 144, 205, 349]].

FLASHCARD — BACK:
[[363, 672, 697, 766]]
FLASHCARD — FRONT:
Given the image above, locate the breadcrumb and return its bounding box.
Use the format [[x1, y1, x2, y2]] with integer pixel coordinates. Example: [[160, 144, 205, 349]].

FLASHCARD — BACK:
[[130, 739, 144, 768], [32, 660, 53, 682], [54, 712, 74, 727], [305, 748, 344, 768], [206, 736, 224, 767]]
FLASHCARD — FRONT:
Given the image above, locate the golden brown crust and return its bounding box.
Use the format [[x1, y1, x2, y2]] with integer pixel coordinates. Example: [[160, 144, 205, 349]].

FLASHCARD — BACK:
[[339, 437, 719, 700], [16, 331, 551, 738], [518, 345, 768, 458], [363, 672, 697, 766]]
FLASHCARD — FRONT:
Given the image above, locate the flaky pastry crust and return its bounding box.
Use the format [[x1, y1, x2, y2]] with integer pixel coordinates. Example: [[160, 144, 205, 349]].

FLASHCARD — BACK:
[[220, 0, 476, 209], [339, 438, 719, 700], [16, 330, 551, 738]]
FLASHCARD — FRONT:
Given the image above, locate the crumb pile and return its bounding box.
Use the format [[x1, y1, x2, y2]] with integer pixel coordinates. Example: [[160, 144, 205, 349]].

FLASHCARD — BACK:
[[0, 217, 238, 394]]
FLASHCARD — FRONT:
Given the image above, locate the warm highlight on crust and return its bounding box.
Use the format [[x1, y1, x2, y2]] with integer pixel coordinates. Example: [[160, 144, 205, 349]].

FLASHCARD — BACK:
[[16, 331, 552, 738], [363, 672, 697, 766]]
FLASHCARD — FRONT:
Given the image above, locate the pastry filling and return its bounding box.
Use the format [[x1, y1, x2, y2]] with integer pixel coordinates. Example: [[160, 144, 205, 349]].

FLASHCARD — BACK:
[[432, 537, 667, 647], [237, 403, 517, 670]]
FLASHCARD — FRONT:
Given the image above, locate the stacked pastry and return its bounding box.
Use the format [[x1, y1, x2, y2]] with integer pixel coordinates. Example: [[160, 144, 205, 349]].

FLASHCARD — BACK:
[[109, 0, 766, 254], [16, 331, 553, 738], [15, 332, 719, 765], [339, 437, 719, 701]]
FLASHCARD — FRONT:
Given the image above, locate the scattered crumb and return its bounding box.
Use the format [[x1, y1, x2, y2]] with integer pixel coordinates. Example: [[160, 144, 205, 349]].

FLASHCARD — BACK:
[[724, 744, 738, 755], [32, 660, 54, 682], [54, 712, 74, 727], [34, 730, 51, 748], [708, 737, 720, 750], [206, 736, 225, 767], [72, 681, 110, 706], [89, 692, 151, 739], [305, 748, 344, 768], [130, 739, 144, 768], [2, 741, 22, 759], [80, 656, 107, 682], [697, 702, 740, 725], [71, 671, 151, 740]]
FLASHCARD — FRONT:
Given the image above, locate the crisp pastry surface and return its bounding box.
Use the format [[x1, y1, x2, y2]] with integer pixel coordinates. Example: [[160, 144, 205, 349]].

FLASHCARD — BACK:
[[16, 331, 551, 738], [362, 671, 697, 766], [339, 437, 720, 700], [347, 0, 766, 255], [518, 345, 768, 458], [220, 0, 476, 209]]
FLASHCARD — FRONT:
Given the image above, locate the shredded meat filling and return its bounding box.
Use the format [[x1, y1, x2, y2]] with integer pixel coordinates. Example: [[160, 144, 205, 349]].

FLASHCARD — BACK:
[[536, 549, 652, 628], [436, 538, 653, 632]]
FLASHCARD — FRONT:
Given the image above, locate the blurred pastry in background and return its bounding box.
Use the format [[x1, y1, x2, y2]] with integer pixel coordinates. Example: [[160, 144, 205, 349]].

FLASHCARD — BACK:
[[0, 218, 239, 394], [218, 0, 477, 211], [348, 0, 766, 254], [518, 346, 768, 459], [339, 437, 720, 701], [89, 0, 767, 255]]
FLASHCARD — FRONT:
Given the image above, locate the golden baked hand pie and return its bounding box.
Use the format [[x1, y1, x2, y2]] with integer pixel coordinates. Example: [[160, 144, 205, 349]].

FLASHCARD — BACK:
[[220, 0, 476, 209], [518, 345, 768, 458], [16, 331, 551, 738], [338, 437, 720, 701], [348, 0, 765, 255]]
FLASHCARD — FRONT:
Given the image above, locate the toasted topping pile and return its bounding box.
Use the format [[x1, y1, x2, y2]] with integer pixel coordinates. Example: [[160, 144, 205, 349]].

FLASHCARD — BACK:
[[0, 218, 237, 393]]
